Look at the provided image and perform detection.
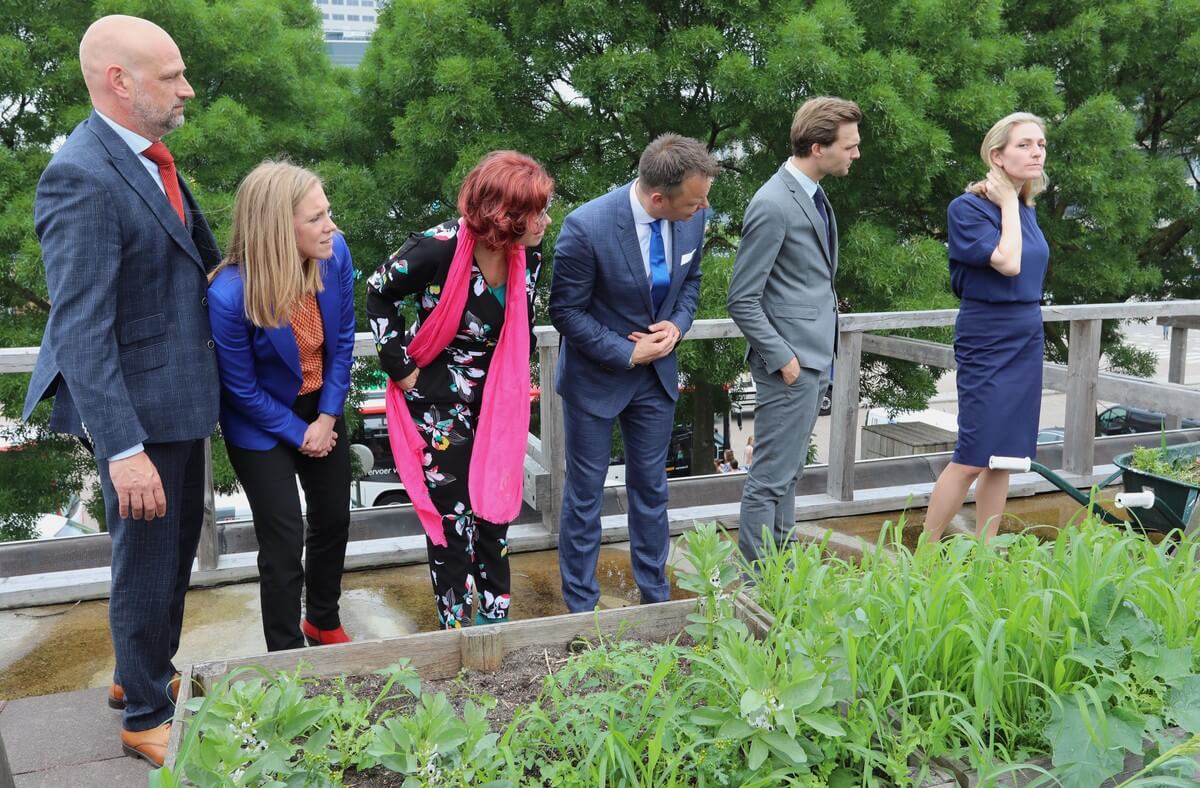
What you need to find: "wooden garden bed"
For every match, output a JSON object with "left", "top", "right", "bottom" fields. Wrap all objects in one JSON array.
[{"left": 165, "top": 597, "right": 765, "bottom": 769}]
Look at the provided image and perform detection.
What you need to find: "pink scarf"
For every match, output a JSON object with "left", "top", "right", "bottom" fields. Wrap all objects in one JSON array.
[{"left": 385, "top": 220, "right": 531, "bottom": 546}]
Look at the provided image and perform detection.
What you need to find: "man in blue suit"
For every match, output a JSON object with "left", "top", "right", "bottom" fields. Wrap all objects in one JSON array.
[
  {"left": 550, "top": 134, "right": 716, "bottom": 612},
  {"left": 22, "top": 16, "right": 220, "bottom": 766}
]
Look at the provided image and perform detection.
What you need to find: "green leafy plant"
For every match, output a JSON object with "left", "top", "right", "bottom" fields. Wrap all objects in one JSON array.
[
  {"left": 1130, "top": 436, "right": 1200, "bottom": 486},
  {"left": 674, "top": 524, "right": 743, "bottom": 646},
  {"left": 750, "top": 515, "right": 1200, "bottom": 783},
  {"left": 153, "top": 660, "right": 423, "bottom": 787}
]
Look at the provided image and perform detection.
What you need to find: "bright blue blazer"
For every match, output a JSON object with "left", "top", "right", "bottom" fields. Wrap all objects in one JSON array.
[{"left": 207, "top": 233, "right": 356, "bottom": 451}]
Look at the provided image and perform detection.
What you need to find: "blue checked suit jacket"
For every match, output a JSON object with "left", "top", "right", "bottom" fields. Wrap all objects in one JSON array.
[
  {"left": 549, "top": 181, "right": 706, "bottom": 419},
  {"left": 23, "top": 111, "right": 222, "bottom": 457}
]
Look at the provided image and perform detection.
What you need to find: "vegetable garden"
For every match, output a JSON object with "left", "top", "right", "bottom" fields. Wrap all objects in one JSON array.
[{"left": 156, "top": 510, "right": 1200, "bottom": 787}]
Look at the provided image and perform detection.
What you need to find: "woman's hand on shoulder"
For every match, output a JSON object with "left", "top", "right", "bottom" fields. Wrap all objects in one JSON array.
[{"left": 983, "top": 168, "right": 1019, "bottom": 208}]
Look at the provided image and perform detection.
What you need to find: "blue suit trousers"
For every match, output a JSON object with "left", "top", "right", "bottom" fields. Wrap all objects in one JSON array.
[
  {"left": 558, "top": 368, "right": 674, "bottom": 612},
  {"left": 100, "top": 440, "right": 205, "bottom": 731}
]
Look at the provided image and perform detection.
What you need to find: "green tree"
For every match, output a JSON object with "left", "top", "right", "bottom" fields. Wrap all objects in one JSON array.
[
  {"left": 357, "top": 0, "right": 1197, "bottom": 447},
  {"left": 0, "top": 0, "right": 96, "bottom": 539},
  {"left": 1008, "top": 0, "right": 1200, "bottom": 367},
  {"left": 0, "top": 0, "right": 358, "bottom": 538}
]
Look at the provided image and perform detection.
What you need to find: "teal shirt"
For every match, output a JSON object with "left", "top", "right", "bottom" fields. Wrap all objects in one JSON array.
[{"left": 489, "top": 283, "right": 506, "bottom": 307}]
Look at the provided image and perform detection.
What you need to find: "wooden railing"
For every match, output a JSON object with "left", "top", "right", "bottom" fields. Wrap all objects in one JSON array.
[{"left": 2, "top": 300, "right": 1199, "bottom": 572}]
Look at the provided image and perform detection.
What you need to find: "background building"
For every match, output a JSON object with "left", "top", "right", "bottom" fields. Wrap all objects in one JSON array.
[{"left": 315, "top": 0, "right": 379, "bottom": 66}]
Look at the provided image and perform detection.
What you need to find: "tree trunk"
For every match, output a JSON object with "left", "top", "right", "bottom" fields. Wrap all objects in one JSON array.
[{"left": 690, "top": 381, "right": 718, "bottom": 476}]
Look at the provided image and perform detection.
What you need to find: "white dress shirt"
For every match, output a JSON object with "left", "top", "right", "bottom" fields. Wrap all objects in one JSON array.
[
  {"left": 784, "top": 158, "right": 820, "bottom": 200},
  {"left": 95, "top": 111, "right": 167, "bottom": 196}
]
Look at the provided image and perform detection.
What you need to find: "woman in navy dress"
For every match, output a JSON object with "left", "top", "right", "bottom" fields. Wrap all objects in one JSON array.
[{"left": 923, "top": 113, "right": 1050, "bottom": 541}]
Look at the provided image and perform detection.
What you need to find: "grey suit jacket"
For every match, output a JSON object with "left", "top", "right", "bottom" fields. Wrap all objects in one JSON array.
[
  {"left": 23, "top": 112, "right": 222, "bottom": 458},
  {"left": 727, "top": 165, "right": 838, "bottom": 374}
]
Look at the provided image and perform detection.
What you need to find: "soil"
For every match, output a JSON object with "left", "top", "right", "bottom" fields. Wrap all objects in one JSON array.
[{"left": 895, "top": 521, "right": 1060, "bottom": 552}]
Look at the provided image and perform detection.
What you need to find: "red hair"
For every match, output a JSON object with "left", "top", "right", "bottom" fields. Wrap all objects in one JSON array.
[{"left": 457, "top": 151, "right": 554, "bottom": 249}]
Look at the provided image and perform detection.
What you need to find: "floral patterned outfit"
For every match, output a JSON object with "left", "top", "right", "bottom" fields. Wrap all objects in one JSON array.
[{"left": 366, "top": 221, "right": 542, "bottom": 628}]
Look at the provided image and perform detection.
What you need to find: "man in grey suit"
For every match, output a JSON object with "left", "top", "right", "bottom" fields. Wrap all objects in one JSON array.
[
  {"left": 727, "top": 97, "right": 862, "bottom": 566},
  {"left": 22, "top": 16, "right": 220, "bottom": 765}
]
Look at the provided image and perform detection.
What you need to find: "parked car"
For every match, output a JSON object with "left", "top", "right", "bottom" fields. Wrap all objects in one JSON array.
[
  {"left": 1095, "top": 405, "right": 1200, "bottom": 436},
  {"left": 1036, "top": 427, "right": 1065, "bottom": 445}
]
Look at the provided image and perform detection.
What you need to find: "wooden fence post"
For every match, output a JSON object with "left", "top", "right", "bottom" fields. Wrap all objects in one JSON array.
[
  {"left": 197, "top": 437, "right": 220, "bottom": 571},
  {"left": 827, "top": 330, "right": 863, "bottom": 501},
  {"left": 1063, "top": 319, "right": 1101, "bottom": 477},
  {"left": 537, "top": 342, "right": 565, "bottom": 536},
  {"left": 1165, "top": 325, "right": 1188, "bottom": 431}
]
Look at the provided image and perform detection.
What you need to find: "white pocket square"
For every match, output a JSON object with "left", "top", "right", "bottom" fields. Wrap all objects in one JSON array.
[{"left": 681, "top": 250, "right": 696, "bottom": 265}]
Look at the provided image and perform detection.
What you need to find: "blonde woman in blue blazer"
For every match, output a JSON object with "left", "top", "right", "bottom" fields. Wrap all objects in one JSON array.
[{"left": 207, "top": 161, "right": 356, "bottom": 651}]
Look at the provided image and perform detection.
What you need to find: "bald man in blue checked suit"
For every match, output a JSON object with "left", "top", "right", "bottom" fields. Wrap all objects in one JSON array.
[
  {"left": 550, "top": 134, "right": 717, "bottom": 613},
  {"left": 22, "top": 16, "right": 221, "bottom": 766}
]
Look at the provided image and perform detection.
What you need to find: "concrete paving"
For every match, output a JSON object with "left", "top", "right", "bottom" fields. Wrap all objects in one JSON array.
[{"left": 0, "top": 689, "right": 147, "bottom": 786}]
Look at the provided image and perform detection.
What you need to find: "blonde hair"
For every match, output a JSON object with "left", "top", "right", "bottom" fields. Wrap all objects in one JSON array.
[
  {"left": 210, "top": 161, "right": 326, "bottom": 327},
  {"left": 967, "top": 112, "right": 1048, "bottom": 206}
]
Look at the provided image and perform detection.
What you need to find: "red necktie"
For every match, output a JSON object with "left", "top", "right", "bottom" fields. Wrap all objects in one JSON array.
[{"left": 141, "top": 141, "right": 186, "bottom": 224}]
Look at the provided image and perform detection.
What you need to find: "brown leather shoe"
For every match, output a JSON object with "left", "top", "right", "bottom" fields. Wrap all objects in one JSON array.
[
  {"left": 121, "top": 722, "right": 171, "bottom": 767},
  {"left": 108, "top": 673, "right": 181, "bottom": 710}
]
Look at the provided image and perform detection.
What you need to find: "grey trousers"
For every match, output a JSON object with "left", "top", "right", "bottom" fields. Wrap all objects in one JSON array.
[{"left": 738, "top": 354, "right": 824, "bottom": 565}]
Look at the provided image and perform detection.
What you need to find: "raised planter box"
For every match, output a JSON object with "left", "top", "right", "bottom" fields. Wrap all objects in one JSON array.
[{"left": 166, "top": 597, "right": 766, "bottom": 769}]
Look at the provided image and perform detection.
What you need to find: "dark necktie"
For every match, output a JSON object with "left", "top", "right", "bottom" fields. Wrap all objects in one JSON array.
[
  {"left": 142, "top": 141, "right": 186, "bottom": 224},
  {"left": 648, "top": 220, "right": 670, "bottom": 313},
  {"left": 813, "top": 185, "right": 833, "bottom": 252}
]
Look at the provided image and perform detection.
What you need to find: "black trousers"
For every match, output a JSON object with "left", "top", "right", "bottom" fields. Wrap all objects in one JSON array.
[{"left": 226, "top": 390, "right": 351, "bottom": 651}]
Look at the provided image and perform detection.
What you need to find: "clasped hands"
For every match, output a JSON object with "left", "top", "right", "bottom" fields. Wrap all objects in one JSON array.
[
  {"left": 628, "top": 320, "right": 681, "bottom": 365},
  {"left": 300, "top": 413, "right": 338, "bottom": 458}
]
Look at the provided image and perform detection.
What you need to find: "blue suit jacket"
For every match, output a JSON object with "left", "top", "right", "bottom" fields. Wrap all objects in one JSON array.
[
  {"left": 207, "top": 234, "right": 356, "bottom": 451},
  {"left": 550, "top": 181, "right": 706, "bottom": 418},
  {"left": 23, "top": 112, "right": 222, "bottom": 458}
]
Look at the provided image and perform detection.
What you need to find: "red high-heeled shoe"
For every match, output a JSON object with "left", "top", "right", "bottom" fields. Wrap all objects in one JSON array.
[{"left": 301, "top": 619, "right": 352, "bottom": 646}]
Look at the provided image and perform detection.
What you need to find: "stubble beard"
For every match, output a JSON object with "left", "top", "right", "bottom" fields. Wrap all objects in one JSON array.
[{"left": 131, "top": 91, "right": 185, "bottom": 140}]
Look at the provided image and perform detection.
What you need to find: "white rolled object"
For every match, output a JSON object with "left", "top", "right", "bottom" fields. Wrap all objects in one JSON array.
[
  {"left": 988, "top": 456, "right": 1032, "bottom": 472},
  {"left": 1114, "top": 491, "right": 1156, "bottom": 510}
]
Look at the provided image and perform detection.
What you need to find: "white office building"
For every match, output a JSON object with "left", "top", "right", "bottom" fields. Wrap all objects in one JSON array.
[{"left": 315, "top": 0, "right": 380, "bottom": 66}]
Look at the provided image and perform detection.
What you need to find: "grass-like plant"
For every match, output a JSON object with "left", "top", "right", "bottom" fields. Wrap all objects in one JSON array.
[
  {"left": 154, "top": 515, "right": 1200, "bottom": 786},
  {"left": 750, "top": 514, "right": 1200, "bottom": 783}
]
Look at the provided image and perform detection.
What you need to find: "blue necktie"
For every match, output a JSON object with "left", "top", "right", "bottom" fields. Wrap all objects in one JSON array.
[
  {"left": 813, "top": 185, "right": 833, "bottom": 252},
  {"left": 648, "top": 220, "right": 670, "bottom": 314}
]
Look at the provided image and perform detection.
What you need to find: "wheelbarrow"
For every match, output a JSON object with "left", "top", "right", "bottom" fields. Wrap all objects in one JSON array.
[{"left": 989, "top": 442, "right": 1200, "bottom": 537}]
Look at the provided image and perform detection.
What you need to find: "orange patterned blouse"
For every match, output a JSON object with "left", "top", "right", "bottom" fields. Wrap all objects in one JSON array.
[{"left": 291, "top": 292, "right": 324, "bottom": 394}]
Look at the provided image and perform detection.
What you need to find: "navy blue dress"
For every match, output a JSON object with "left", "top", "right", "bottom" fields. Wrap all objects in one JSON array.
[{"left": 947, "top": 192, "right": 1049, "bottom": 467}]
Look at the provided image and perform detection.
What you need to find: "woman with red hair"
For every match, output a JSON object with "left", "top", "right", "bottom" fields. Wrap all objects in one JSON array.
[{"left": 366, "top": 151, "right": 553, "bottom": 628}]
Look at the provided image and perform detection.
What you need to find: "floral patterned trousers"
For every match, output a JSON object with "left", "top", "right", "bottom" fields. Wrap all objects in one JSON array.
[
  {"left": 426, "top": 516, "right": 511, "bottom": 628},
  {"left": 408, "top": 398, "right": 512, "bottom": 628}
]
